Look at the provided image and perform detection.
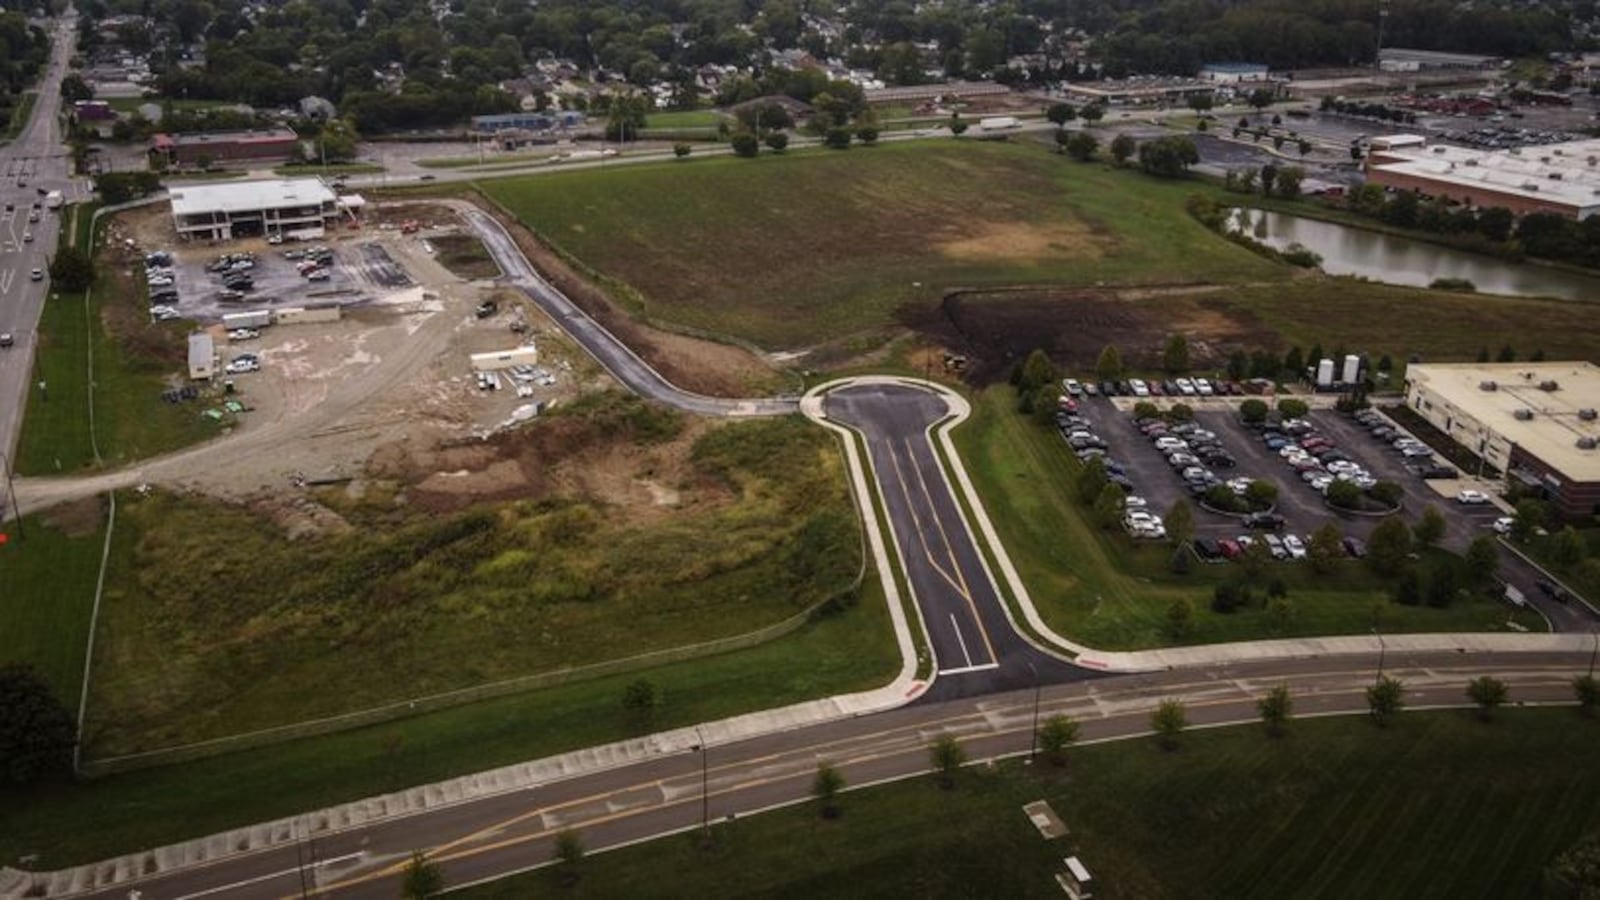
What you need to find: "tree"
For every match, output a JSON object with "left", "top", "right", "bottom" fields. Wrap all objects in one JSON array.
[
  {"left": 622, "top": 678, "right": 658, "bottom": 724},
  {"left": 1276, "top": 398, "right": 1309, "bottom": 419},
  {"left": 930, "top": 734, "right": 966, "bottom": 789},
  {"left": 1496, "top": 343, "right": 1516, "bottom": 363},
  {"left": 1370, "top": 481, "right": 1404, "bottom": 509},
  {"left": 0, "top": 664, "right": 75, "bottom": 786},
  {"left": 1076, "top": 457, "right": 1109, "bottom": 505},
  {"left": 553, "top": 829, "right": 585, "bottom": 885},
  {"left": 1308, "top": 522, "right": 1344, "bottom": 574},
  {"left": 1244, "top": 479, "right": 1278, "bottom": 510},
  {"left": 1093, "top": 482, "right": 1126, "bottom": 530},
  {"left": 1166, "top": 597, "right": 1195, "bottom": 640},
  {"left": 949, "top": 117, "right": 969, "bottom": 136},
  {"left": 1046, "top": 102, "right": 1076, "bottom": 127},
  {"left": 1511, "top": 499, "right": 1548, "bottom": 542},
  {"left": 813, "top": 762, "right": 845, "bottom": 818},
  {"left": 1546, "top": 830, "right": 1600, "bottom": 896},
  {"left": 1164, "top": 497, "right": 1195, "bottom": 547},
  {"left": 1064, "top": 131, "right": 1098, "bottom": 162},
  {"left": 855, "top": 125, "right": 879, "bottom": 144},
  {"left": 48, "top": 246, "right": 96, "bottom": 293},
  {"left": 1258, "top": 684, "right": 1293, "bottom": 737},
  {"left": 730, "top": 132, "right": 760, "bottom": 157},
  {"left": 1095, "top": 344, "right": 1123, "bottom": 381},
  {"left": 1162, "top": 333, "right": 1189, "bottom": 374},
  {"left": 1275, "top": 166, "right": 1304, "bottom": 199},
  {"left": 1367, "top": 516, "right": 1414, "bottom": 577},
  {"left": 1109, "top": 133, "right": 1136, "bottom": 166},
  {"left": 1413, "top": 506, "right": 1447, "bottom": 549},
  {"left": 1465, "top": 536, "right": 1500, "bottom": 587},
  {"left": 1282, "top": 346, "right": 1305, "bottom": 377},
  {"left": 1574, "top": 675, "right": 1600, "bottom": 717},
  {"left": 1053, "top": 128, "right": 1072, "bottom": 153},
  {"left": 1367, "top": 675, "right": 1406, "bottom": 727},
  {"left": 1466, "top": 675, "right": 1508, "bottom": 721},
  {"left": 765, "top": 131, "right": 789, "bottom": 153},
  {"left": 673, "top": 142, "right": 692, "bottom": 159},
  {"left": 1038, "top": 714, "right": 1080, "bottom": 767},
  {"left": 1168, "top": 403, "right": 1194, "bottom": 422},
  {"left": 1080, "top": 104, "right": 1105, "bottom": 124},
  {"left": 1259, "top": 164, "right": 1277, "bottom": 197},
  {"left": 1239, "top": 398, "right": 1269, "bottom": 424},
  {"left": 1248, "top": 88, "right": 1275, "bottom": 111},
  {"left": 1552, "top": 527, "right": 1588, "bottom": 566},
  {"left": 1326, "top": 479, "right": 1362, "bottom": 510},
  {"left": 1187, "top": 93, "right": 1214, "bottom": 114},
  {"left": 1151, "top": 699, "right": 1188, "bottom": 750},
  {"left": 401, "top": 851, "right": 443, "bottom": 899},
  {"left": 824, "top": 127, "right": 852, "bottom": 149},
  {"left": 1137, "top": 136, "right": 1198, "bottom": 178}
]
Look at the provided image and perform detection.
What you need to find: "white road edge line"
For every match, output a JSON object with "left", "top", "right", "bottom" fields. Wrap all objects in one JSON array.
[
  {"left": 938, "top": 663, "right": 1001, "bottom": 676},
  {"left": 949, "top": 613, "right": 974, "bottom": 670},
  {"left": 172, "top": 852, "right": 363, "bottom": 899}
]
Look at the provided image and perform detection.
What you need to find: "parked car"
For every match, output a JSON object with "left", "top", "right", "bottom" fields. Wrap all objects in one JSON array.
[
  {"left": 1456, "top": 489, "right": 1491, "bottom": 505},
  {"left": 227, "top": 328, "right": 260, "bottom": 341},
  {"left": 1245, "top": 512, "right": 1286, "bottom": 531},
  {"left": 1283, "top": 535, "right": 1308, "bottom": 559},
  {"left": 0, "top": 332, "right": 13, "bottom": 348},
  {"left": 1492, "top": 517, "right": 1514, "bottom": 535},
  {"left": 1342, "top": 536, "right": 1367, "bottom": 558}
]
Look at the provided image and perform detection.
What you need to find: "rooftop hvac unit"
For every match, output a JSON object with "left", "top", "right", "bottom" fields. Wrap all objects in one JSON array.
[
  {"left": 1514, "top": 409, "right": 1535, "bottom": 421},
  {"left": 1540, "top": 156, "right": 1551, "bottom": 164},
  {"left": 1522, "top": 183, "right": 1541, "bottom": 192},
  {"left": 1433, "top": 146, "right": 1447, "bottom": 153},
  {"left": 1479, "top": 380, "right": 1499, "bottom": 391},
  {"left": 1539, "top": 380, "right": 1560, "bottom": 391},
  {"left": 1465, "top": 159, "right": 1478, "bottom": 166},
  {"left": 1550, "top": 172, "right": 1564, "bottom": 181},
  {"left": 1579, "top": 437, "right": 1599, "bottom": 450},
  {"left": 1580, "top": 408, "right": 1598, "bottom": 421}
]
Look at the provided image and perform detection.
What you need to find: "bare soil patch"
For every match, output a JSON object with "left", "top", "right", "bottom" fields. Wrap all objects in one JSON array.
[
  {"left": 936, "top": 221, "right": 1110, "bottom": 262},
  {"left": 40, "top": 495, "right": 105, "bottom": 537},
  {"left": 900, "top": 286, "right": 1280, "bottom": 385}
]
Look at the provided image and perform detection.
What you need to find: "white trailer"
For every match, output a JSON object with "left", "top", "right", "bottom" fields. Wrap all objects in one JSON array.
[
  {"left": 470, "top": 345, "right": 540, "bottom": 371},
  {"left": 274, "top": 305, "right": 342, "bottom": 325},
  {"left": 222, "top": 310, "right": 272, "bottom": 330},
  {"left": 979, "top": 115, "right": 1021, "bottom": 131}
]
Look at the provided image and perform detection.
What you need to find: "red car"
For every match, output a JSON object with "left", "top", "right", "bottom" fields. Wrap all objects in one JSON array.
[{"left": 1217, "top": 539, "right": 1243, "bottom": 560}]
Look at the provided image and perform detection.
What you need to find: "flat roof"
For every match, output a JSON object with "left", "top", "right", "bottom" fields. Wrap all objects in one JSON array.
[
  {"left": 1408, "top": 362, "right": 1600, "bottom": 481},
  {"left": 170, "top": 178, "right": 336, "bottom": 218},
  {"left": 157, "top": 127, "right": 299, "bottom": 147},
  {"left": 1369, "top": 137, "right": 1600, "bottom": 214},
  {"left": 187, "top": 332, "right": 213, "bottom": 367}
]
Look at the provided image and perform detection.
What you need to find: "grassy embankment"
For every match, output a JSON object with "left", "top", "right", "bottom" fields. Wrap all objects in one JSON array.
[
  {"left": 81, "top": 404, "right": 867, "bottom": 757},
  {"left": 429, "top": 233, "right": 501, "bottom": 279},
  {"left": 461, "top": 708, "right": 1600, "bottom": 899},
  {"left": 0, "top": 505, "right": 105, "bottom": 704},
  {"left": 7, "top": 568, "right": 896, "bottom": 867},
  {"left": 481, "top": 139, "right": 1288, "bottom": 349},
  {"left": 952, "top": 387, "right": 1544, "bottom": 648},
  {"left": 16, "top": 204, "right": 224, "bottom": 474},
  {"left": 3, "top": 91, "right": 35, "bottom": 141}
]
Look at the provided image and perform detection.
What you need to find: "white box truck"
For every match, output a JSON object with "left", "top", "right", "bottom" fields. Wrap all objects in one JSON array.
[
  {"left": 44, "top": 190, "right": 63, "bottom": 209},
  {"left": 223, "top": 310, "right": 273, "bottom": 330},
  {"left": 979, "top": 116, "right": 1021, "bottom": 131}
]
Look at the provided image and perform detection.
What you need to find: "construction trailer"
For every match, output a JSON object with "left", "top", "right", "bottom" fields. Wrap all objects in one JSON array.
[
  {"left": 469, "top": 345, "right": 539, "bottom": 372},
  {"left": 188, "top": 332, "right": 215, "bottom": 380}
]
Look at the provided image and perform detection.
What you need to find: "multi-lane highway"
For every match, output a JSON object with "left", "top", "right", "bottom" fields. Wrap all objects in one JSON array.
[{"left": 0, "top": 13, "right": 80, "bottom": 467}]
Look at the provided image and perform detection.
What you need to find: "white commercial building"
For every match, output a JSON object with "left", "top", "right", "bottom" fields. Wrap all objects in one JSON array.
[
  {"left": 1366, "top": 137, "right": 1600, "bottom": 219},
  {"left": 169, "top": 178, "right": 339, "bottom": 241}
]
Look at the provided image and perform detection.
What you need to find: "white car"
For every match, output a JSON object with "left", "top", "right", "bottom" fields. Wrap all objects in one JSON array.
[
  {"left": 1154, "top": 437, "right": 1188, "bottom": 452},
  {"left": 1124, "top": 495, "right": 1149, "bottom": 510},
  {"left": 1194, "top": 378, "right": 1215, "bottom": 396},
  {"left": 224, "top": 357, "right": 260, "bottom": 374},
  {"left": 1456, "top": 489, "right": 1490, "bottom": 505},
  {"left": 1061, "top": 378, "right": 1083, "bottom": 397},
  {"left": 227, "top": 328, "right": 260, "bottom": 341},
  {"left": 1283, "top": 535, "right": 1308, "bottom": 559},
  {"left": 30, "top": 267, "right": 42, "bottom": 281},
  {"left": 1128, "top": 379, "right": 1150, "bottom": 397},
  {"left": 1492, "top": 517, "right": 1514, "bottom": 534}
]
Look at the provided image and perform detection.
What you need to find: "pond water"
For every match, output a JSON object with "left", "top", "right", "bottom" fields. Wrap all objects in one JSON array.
[{"left": 1224, "top": 208, "right": 1600, "bottom": 301}]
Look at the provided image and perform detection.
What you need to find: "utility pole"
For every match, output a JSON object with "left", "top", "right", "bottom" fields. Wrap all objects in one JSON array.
[
  {"left": 1026, "top": 661, "right": 1041, "bottom": 765},
  {"left": 0, "top": 451, "right": 21, "bottom": 534}
]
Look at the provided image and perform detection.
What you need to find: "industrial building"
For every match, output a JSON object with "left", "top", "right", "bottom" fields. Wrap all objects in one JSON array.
[
  {"left": 1061, "top": 78, "right": 1217, "bottom": 106},
  {"left": 150, "top": 127, "right": 302, "bottom": 168},
  {"left": 470, "top": 111, "right": 586, "bottom": 133},
  {"left": 168, "top": 178, "right": 340, "bottom": 241},
  {"left": 1404, "top": 362, "right": 1600, "bottom": 519},
  {"left": 1365, "top": 137, "right": 1600, "bottom": 219},
  {"left": 1378, "top": 48, "right": 1501, "bottom": 72},
  {"left": 1199, "top": 62, "right": 1269, "bottom": 83}
]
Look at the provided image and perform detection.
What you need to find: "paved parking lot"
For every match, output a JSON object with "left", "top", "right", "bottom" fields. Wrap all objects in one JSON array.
[{"left": 161, "top": 241, "right": 419, "bottom": 322}]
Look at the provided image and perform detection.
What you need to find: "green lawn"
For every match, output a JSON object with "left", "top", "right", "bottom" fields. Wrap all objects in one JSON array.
[
  {"left": 4, "top": 91, "right": 35, "bottom": 141},
  {"left": 0, "top": 506, "right": 105, "bottom": 705},
  {"left": 15, "top": 205, "right": 224, "bottom": 474},
  {"left": 645, "top": 108, "right": 723, "bottom": 128},
  {"left": 460, "top": 708, "right": 1600, "bottom": 899},
  {"left": 6, "top": 570, "right": 898, "bottom": 867},
  {"left": 480, "top": 140, "right": 1286, "bottom": 349},
  {"left": 951, "top": 386, "right": 1542, "bottom": 649},
  {"left": 81, "top": 410, "right": 864, "bottom": 757}
]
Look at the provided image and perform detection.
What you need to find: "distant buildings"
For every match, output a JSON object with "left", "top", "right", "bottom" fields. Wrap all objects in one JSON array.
[
  {"left": 150, "top": 128, "right": 302, "bottom": 169},
  {"left": 1061, "top": 78, "right": 1215, "bottom": 106},
  {"left": 470, "top": 111, "right": 586, "bottom": 133},
  {"left": 1365, "top": 136, "right": 1600, "bottom": 219},
  {"left": 1379, "top": 48, "right": 1501, "bottom": 72},
  {"left": 1199, "top": 63, "right": 1269, "bottom": 83}
]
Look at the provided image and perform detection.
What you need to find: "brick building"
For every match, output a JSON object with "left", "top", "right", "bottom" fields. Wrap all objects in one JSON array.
[
  {"left": 150, "top": 128, "right": 302, "bottom": 168},
  {"left": 1365, "top": 137, "right": 1600, "bottom": 219}
]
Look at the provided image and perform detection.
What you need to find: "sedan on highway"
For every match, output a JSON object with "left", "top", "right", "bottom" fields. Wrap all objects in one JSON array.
[
  {"left": 0, "top": 332, "right": 13, "bottom": 348},
  {"left": 29, "top": 267, "right": 42, "bottom": 281}
]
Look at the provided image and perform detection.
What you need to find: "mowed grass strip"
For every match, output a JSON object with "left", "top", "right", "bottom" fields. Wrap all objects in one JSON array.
[
  {"left": 951, "top": 386, "right": 1539, "bottom": 649},
  {"left": 0, "top": 503, "right": 105, "bottom": 704},
  {"left": 481, "top": 140, "right": 1284, "bottom": 349},
  {"left": 4, "top": 574, "right": 898, "bottom": 867},
  {"left": 458, "top": 709, "right": 1600, "bottom": 900}
]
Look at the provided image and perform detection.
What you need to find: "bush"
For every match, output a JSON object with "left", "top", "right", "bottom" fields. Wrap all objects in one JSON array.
[
  {"left": 1133, "top": 401, "right": 1160, "bottom": 420},
  {"left": 824, "top": 127, "right": 852, "bottom": 149},
  {"left": 1276, "top": 398, "right": 1310, "bottom": 419},
  {"left": 730, "top": 132, "right": 760, "bottom": 157},
  {"left": 673, "top": 142, "right": 692, "bottom": 158},
  {"left": 1240, "top": 399, "right": 1269, "bottom": 424}
]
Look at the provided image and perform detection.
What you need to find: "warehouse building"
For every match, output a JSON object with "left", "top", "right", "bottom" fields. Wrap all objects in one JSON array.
[
  {"left": 1365, "top": 137, "right": 1600, "bottom": 219},
  {"left": 470, "top": 111, "right": 586, "bottom": 133},
  {"left": 1378, "top": 48, "right": 1500, "bottom": 72},
  {"left": 1405, "top": 362, "right": 1600, "bottom": 519},
  {"left": 168, "top": 178, "right": 339, "bottom": 241},
  {"left": 150, "top": 127, "right": 302, "bottom": 168}
]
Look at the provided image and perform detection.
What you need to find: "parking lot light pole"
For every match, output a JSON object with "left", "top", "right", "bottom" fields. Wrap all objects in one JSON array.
[
  {"left": 1373, "top": 625, "right": 1386, "bottom": 685},
  {"left": 1026, "top": 661, "right": 1041, "bottom": 765}
]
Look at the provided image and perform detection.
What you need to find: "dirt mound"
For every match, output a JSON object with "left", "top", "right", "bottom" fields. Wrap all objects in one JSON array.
[
  {"left": 899, "top": 286, "right": 1279, "bottom": 385},
  {"left": 253, "top": 494, "right": 354, "bottom": 541}
]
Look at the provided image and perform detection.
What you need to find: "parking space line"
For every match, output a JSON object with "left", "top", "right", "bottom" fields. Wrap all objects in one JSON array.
[
  {"left": 947, "top": 613, "right": 974, "bottom": 669},
  {"left": 902, "top": 437, "right": 998, "bottom": 665}
]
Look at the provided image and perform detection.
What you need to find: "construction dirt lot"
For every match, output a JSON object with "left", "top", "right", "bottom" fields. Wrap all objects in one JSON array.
[{"left": 78, "top": 201, "right": 618, "bottom": 509}]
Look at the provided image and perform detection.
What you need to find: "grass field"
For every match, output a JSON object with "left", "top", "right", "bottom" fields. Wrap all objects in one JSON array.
[
  {"left": 951, "top": 387, "right": 1542, "bottom": 649},
  {"left": 430, "top": 233, "right": 501, "bottom": 279},
  {"left": 6, "top": 567, "right": 898, "bottom": 867},
  {"left": 15, "top": 205, "right": 224, "bottom": 474},
  {"left": 481, "top": 140, "right": 1285, "bottom": 349},
  {"left": 0, "top": 504, "right": 105, "bottom": 705},
  {"left": 645, "top": 108, "right": 722, "bottom": 128},
  {"left": 3, "top": 91, "right": 35, "bottom": 141},
  {"left": 81, "top": 409, "right": 864, "bottom": 756},
  {"left": 459, "top": 708, "right": 1600, "bottom": 899}
]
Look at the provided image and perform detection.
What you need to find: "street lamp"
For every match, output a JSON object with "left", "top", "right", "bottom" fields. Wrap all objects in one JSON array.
[
  {"left": 1372, "top": 625, "right": 1386, "bottom": 685},
  {"left": 1026, "top": 661, "right": 1041, "bottom": 765},
  {"left": 692, "top": 725, "right": 709, "bottom": 835},
  {"left": 0, "top": 450, "right": 22, "bottom": 540},
  {"left": 1588, "top": 628, "right": 1598, "bottom": 681}
]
